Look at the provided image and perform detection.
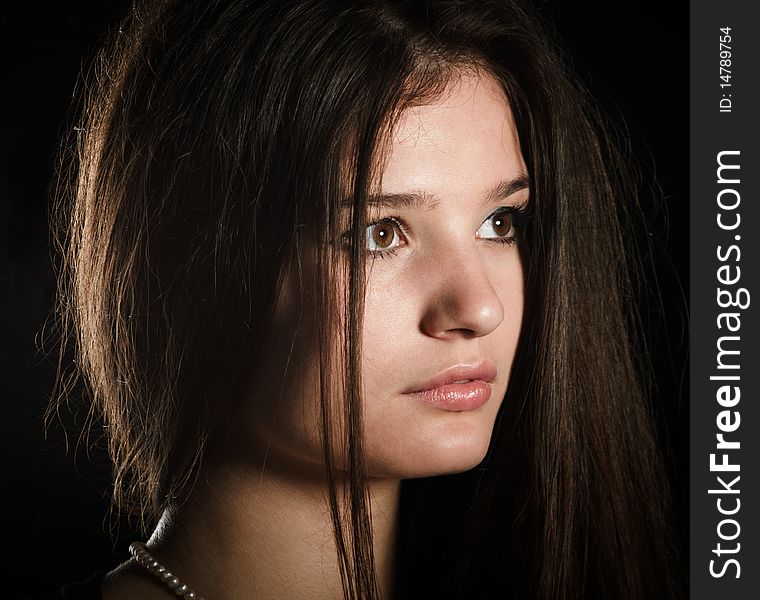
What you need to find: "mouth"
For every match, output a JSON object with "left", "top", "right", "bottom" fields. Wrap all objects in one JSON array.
[{"left": 404, "top": 361, "right": 497, "bottom": 412}]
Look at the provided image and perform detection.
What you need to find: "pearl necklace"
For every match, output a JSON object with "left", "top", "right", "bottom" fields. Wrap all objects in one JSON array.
[{"left": 129, "top": 542, "right": 205, "bottom": 600}]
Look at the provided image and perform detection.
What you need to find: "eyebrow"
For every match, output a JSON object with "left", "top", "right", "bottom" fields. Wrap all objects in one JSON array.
[{"left": 342, "top": 174, "right": 530, "bottom": 210}]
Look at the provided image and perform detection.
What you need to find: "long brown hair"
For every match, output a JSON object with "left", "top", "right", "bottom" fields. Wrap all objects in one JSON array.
[{"left": 49, "top": 0, "right": 683, "bottom": 598}]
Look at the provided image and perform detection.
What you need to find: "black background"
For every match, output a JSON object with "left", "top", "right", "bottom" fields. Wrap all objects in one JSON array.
[{"left": 1, "top": 2, "right": 688, "bottom": 597}]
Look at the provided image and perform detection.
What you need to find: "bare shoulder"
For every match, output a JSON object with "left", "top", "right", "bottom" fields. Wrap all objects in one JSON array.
[{"left": 100, "top": 560, "right": 169, "bottom": 600}]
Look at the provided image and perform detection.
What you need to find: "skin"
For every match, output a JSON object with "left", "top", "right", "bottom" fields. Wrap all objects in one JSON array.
[{"left": 101, "top": 69, "right": 526, "bottom": 600}]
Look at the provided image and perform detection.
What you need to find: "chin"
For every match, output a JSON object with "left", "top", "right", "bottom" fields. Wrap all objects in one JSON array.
[
  {"left": 422, "top": 430, "right": 493, "bottom": 476},
  {"left": 367, "top": 418, "right": 495, "bottom": 479}
]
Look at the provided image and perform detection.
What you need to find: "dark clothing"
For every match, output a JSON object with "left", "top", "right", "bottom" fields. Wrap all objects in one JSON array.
[{"left": 39, "top": 573, "right": 104, "bottom": 600}]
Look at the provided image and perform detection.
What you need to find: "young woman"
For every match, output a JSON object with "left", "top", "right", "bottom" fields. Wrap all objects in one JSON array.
[{"left": 48, "top": 0, "right": 684, "bottom": 598}]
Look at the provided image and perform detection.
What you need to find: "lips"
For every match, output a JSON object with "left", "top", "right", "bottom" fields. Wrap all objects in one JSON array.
[{"left": 404, "top": 361, "right": 497, "bottom": 412}]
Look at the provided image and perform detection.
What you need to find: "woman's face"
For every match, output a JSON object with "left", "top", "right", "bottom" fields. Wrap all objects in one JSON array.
[{"left": 240, "top": 70, "right": 526, "bottom": 479}]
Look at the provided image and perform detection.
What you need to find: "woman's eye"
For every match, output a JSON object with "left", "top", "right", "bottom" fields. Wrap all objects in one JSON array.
[
  {"left": 476, "top": 208, "right": 517, "bottom": 243},
  {"left": 366, "top": 218, "right": 403, "bottom": 253}
]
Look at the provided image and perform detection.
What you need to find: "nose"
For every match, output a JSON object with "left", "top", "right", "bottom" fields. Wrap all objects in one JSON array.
[{"left": 419, "top": 246, "right": 505, "bottom": 339}]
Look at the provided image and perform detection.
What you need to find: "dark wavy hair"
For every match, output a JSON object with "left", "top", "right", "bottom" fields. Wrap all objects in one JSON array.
[{"left": 48, "top": 0, "right": 683, "bottom": 598}]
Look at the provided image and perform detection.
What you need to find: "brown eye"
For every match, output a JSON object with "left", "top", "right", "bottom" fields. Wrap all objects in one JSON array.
[
  {"left": 477, "top": 208, "right": 516, "bottom": 241},
  {"left": 366, "top": 219, "right": 401, "bottom": 252}
]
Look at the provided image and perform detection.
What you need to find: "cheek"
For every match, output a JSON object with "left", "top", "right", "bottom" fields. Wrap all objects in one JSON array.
[
  {"left": 489, "top": 259, "right": 525, "bottom": 386},
  {"left": 233, "top": 257, "right": 332, "bottom": 469},
  {"left": 237, "top": 326, "right": 321, "bottom": 465},
  {"left": 493, "top": 256, "right": 525, "bottom": 336},
  {"left": 360, "top": 267, "right": 417, "bottom": 379}
]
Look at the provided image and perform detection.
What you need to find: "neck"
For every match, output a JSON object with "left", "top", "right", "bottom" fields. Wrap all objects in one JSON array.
[{"left": 145, "top": 459, "right": 401, "bottom": 600}]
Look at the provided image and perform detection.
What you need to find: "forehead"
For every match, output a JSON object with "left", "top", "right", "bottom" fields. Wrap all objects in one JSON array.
[{"left": 378, "top": 71, "right": 525, "bottom": 196}]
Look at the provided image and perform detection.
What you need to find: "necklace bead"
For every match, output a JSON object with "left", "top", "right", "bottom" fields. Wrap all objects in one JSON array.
[{"left": 130, "top": 542, "right": 205, "bottom": 600}]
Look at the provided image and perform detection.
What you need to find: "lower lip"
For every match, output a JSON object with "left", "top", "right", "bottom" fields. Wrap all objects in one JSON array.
[{"left": 408, "top": 380, "right": 492, "bottom": 412}]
